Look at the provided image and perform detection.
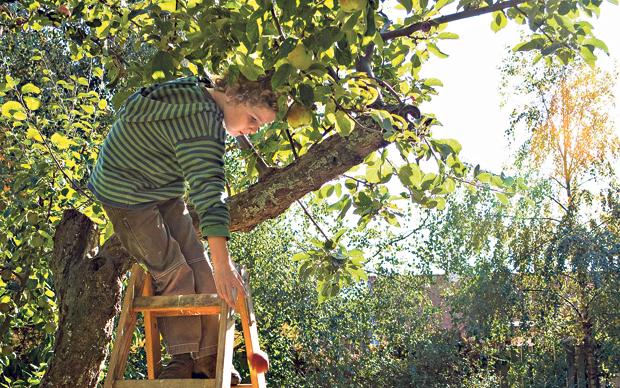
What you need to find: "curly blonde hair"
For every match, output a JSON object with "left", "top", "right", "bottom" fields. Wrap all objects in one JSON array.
[{"left": 212, "top": 73, "right": 279, "bottom": 112}]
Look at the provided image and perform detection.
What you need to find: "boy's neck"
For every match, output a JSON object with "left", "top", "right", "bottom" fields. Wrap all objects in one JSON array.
[{"left": 205, "top": 88, "right": 228, "bottom": 112}]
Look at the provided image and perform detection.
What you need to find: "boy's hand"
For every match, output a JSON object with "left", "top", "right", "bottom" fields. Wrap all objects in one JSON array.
[
  {"left": 207, "top": 235, "right": 247, "bottom": 309},
  {"left": 213, "top": 264, "right": 247, "bottom": 309}
]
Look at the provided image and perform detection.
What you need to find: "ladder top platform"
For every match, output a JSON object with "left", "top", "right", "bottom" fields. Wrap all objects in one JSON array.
[
  {"left": 133, "top": 293, "right": 221, "bottom": 316},
  {"left": 114, "top": 380, "right": 253, "bottom": 388}
]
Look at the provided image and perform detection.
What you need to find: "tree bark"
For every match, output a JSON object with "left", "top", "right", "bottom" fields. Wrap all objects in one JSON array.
[
  {"left": 42, "top": 124, "right": 389, "bottom": 386},
  {"left": 42, "top": 210, "right": 133, "bottom": 387},
  {"left": 583, "top": 313, "right": 600, "bottom": 388},
  {"left": 227, "top": 123, "right": 387, "bottom": 232}
]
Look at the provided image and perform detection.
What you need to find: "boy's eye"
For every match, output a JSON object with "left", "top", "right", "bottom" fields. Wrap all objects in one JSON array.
[{"left": 251, "top": 116, "right": 258, "bottom": 124}]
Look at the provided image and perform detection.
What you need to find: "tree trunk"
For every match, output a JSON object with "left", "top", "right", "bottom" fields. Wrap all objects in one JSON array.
[
  {"left": 577, "top": 343, "right": 587, "bottom": 388},
  {"left": 42, "top": 124, "right": 390, "bottom": 386},
  {"left": 564, "top": 338, "right": 575, "bottom": 388},
  {"left": 582, "top": 314, "right": 600, "bottom": 388},
  {"left": 41, "top": 210, "right": 133, "bottom": 387}
]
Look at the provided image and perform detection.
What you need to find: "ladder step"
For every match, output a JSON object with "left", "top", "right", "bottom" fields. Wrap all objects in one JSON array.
[
  {"left": 133, "top": 294, "right": 221, "bottom": 316},
  {"left": 113, "top": 380, "right": 252, "bottom": 388}
]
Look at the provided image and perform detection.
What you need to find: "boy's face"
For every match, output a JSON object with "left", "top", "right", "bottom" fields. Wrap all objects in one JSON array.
[{"left": 222, "top": 101, "right": 276, "bottom": 137}]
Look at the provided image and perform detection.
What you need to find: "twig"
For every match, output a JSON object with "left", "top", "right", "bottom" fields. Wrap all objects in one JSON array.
[
  {"left": 297, "top": 199, "right": 331, "bottom": 242},
  {"left": 284, "top": 127, "right": 299, "bottom": 160},
  {"left": 270, "top": 3, "right": 286, "bottom": 40},
  {"left": 343, "top": 174, "right": 371, "bottom": 187},
  {"left": 46, "top": 169, "right": 57, "bottom": 222},
  {"left": 370, "top": 214, "right": 430, "bottom": 258},
  {"left": 381, "top": 0, "right": 529, "bottom": 41}
]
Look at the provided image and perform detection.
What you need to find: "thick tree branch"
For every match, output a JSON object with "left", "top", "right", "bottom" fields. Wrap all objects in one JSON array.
[
  {"left": 226, "top": 122, "right": 387, "bottom": 232},
  {"left": 381, "top": 0, "right": 529, "bottom": 41}
]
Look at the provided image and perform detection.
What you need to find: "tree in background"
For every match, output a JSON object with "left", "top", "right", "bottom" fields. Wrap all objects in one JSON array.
[{"left": 503, "top": 55, "right": 619, "bottom": 387}]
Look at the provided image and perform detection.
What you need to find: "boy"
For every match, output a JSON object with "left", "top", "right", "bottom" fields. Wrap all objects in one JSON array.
[{"left": 88, "top": 74, "right": 278, "bottom": 381}]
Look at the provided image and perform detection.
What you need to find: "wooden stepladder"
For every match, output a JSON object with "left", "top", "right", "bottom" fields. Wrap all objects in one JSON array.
[{"left": 104, "top": 263, "right": 267, "bottom": 388}]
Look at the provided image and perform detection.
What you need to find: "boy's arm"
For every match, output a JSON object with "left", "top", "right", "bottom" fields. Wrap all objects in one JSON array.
[
  {"left": 207, "top": 236, "right": 247, "bottom": 309},
  {"left": 172, "top": 137, "right": 244, "bottom": 308}
]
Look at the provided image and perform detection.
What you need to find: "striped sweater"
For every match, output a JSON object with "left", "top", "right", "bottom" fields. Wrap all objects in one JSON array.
[{"left": 88, "top": 77, "right": 230, "bottom": 238}]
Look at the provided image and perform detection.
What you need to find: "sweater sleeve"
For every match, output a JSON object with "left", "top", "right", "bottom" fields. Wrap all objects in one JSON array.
[{"left": 174, "top": 136, "right": 230, "bottom": 239}]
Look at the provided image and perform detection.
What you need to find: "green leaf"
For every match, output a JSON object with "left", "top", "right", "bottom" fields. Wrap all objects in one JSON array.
[
  {"left": 81, "top": 104, "right": 95, "bottom": 115},
  {"left": 50, "top": 133, "right": 77, "bottom": 150},
  {"left": 398, "top": 0, "right": 413, "bottom": 12},
  {"left": 271, "top": 64, "right": 293, "bottom": 89},
  {"left": 579, "top": 46, "right": 596, "bottom": 67},
  {"left": 558, "top": 2, "right": 573, "bottom": 14},
  {"left": 26, "top": 127, "right": 43, "bottom": 142},
  {"left": 299, "top": 84, "right": 314, "bottom": 106},
  {"left": 423, "top": 78, "right": 443, "bottom": 87},
  {"left": 490, "top": 11, "right": 507, "bottom": 32},
  {"left": 443, "top": 178, "right": 455, "bottom": 193},
  {"left": 5, "top": 74, "right": 17, "bottom": 89},
  {"left": 513, "top": 38, "right": 545, "bottom": 52},
  {"left": 553, "top": 14, "right": 575, "bottom": 33},
  {"left": 13, "top": 111, "right": 27, "bottom": 121},
  {"left": 398, "top": 164, "right": 422, "bottom": 187},
  {"left": 582, "top": 38, "right": 609, "bottom": 54},
  {"left": 477, "top": 172, "right": 492, "bottom": 184},
  {"left": 292, "top": 252, "right": 309, "bottom": 262},
  {"left": 112, "top": 89, "right": 134, "bottom": 110},
  {"left": 427, "top": 43, "right": 448, "bottom": 58},
  {"left": 2, "top": 101, "right": 25, "bottom": 118},
  {"left": 93, "top": 67, "right": 104, "bottom": 78},
  {"left": 495, "top": 192, "right": 510, "bottom": 205},
  {"left": 365, "top": 165, "right": 380, "bottom": 183},
  {"left": 23, "top": 97, "right": 41, "bottom": 111},
  {"left": 338, "top": 196, "right": 352, "bottom": 219},
  {"left": 431, "top": 138, "right": 462, "bottom": 159},
  {"left": 21, "top": 83, "right": 41, "bottom": 94},
  {"left": 151, "top": 51, "right": 177, "bottom": 78},
  {"left": 437, "top": 32, "right": 459, "bottom": 39},
  {"left": 334, "top": 110, "right": 355, "bottom": 137}
]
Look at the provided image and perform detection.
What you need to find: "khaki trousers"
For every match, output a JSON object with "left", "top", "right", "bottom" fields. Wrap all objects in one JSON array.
[{"left": 103, "top": 197, "right": 218, "bottom": 358}]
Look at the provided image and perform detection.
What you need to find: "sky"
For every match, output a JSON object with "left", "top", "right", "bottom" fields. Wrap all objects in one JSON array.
[
  {"left": 415, "top": 2, "right": 620, "bottom": 174},
  {"left": 364, "top": 2, "right": 620, "bottom": 273}
]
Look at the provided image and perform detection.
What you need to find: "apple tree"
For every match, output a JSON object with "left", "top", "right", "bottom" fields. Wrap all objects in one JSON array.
[{"left": 0, "top": 0, "right": 614, "bottom": 385}]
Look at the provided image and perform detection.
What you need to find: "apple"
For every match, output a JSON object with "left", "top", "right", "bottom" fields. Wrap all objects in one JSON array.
[
  {"left": 249, "top": 350, "right": 270, "bottom": 373},
  {"left": 340, "top": 0, "right": 366, "bottom": 13},
  {"left": 287, "top": 103, "right": 313, "bottom": 128},
  {"left": 57, "top": 4, "right": 71, "bottom": 17},
  {"left": 287, "top": 43, "right": 313, "bottom": 71}
]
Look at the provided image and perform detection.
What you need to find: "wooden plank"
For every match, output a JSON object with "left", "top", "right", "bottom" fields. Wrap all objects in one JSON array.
[
  {"left": 144, "top": 307, "right": 221, "bottom": 317},
  {"left": 142, "top": 276, "right": 161, "bottom": 379},
  {"left": 215, "top": 300, "right": 235, "bottom": 388},
  {"left": 237, "top": 268, "right": 266, "bottom": 388},
  {"left": 113, "top": 379, "right": 253, "bottom": 388},
  {"left": 104, "top": 263, "right": 146, "bottom": 388},
  {"left": 133, "top": 294, "right": 220, "bottom": 316}
]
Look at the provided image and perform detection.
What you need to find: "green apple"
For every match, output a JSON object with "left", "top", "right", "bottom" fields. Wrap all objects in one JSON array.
[
  {"left": 287, "top": 43, "right": 313, "bottom": 71},
  {"left": 287, "top": 103, "right": 313, "bottom": 128}
]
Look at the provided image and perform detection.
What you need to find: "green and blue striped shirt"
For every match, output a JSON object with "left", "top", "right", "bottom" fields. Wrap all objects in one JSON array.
[{"left": 88, "top": 76, "right": 230, "bottom": 238}]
